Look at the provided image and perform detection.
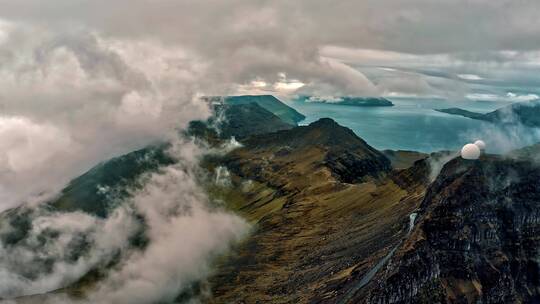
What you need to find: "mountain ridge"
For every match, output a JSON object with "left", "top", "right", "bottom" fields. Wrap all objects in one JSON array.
[
  {"left": 436, "top": 100, "right": 540, "bottom": 127},
  {"left": 202, "top": 95, "right": 306, "bottom": 125}
]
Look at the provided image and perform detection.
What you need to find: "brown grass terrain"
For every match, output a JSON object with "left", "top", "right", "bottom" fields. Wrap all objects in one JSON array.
[{"left": 206, "top": 140, "right": 428, "bottom": 303}]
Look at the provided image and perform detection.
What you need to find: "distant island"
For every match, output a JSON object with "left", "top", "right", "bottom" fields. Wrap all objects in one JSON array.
[
  {"left": 435, "top": 108, "right": 487, "bottom": 120},
  {"left": 436, "top": 100, "right": 540, "bottom": 128},
  {"left": 297, "top": 96, "right": 394, "bottom": 107}
]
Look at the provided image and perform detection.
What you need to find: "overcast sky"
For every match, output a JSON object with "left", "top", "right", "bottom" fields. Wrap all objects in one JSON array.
[{"left": 1, "top": 0, "right": 540, "bottom": 209}]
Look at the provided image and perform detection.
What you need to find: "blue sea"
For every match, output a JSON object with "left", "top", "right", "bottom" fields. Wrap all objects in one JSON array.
[{"left": 288, "top": 98, "right": 540, "bottom": 153}]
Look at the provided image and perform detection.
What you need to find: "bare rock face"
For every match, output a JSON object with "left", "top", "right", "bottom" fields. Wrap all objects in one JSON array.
[{"left": 364, "top": 155, "right": 540, "bottom": 304}]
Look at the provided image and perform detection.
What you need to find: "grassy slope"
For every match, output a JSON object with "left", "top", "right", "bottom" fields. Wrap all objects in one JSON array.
[{"left": 206, "top": 134, "right": 427, "bottom": 303}]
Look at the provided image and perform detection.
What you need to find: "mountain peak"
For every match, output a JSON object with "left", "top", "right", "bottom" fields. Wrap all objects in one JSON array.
[
  {"left": 245, "top": 117, "right": 361, "bottom": 150},
  {"left": 240, "top": 118, "right": 391, "bottom": 182},
  {"left": 309, "top": 117, "right": 339, "bottom": 127}
]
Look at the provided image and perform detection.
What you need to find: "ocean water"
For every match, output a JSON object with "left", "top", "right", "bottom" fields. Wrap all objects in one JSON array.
[{"left": 288, "top": 98, "right": 540, "bottom": 153}]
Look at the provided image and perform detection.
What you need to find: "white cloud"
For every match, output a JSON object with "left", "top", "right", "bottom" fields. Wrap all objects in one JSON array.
[
  {"left": 87, "top": 140, "right": 249, "bottom": 304},
  {"left": 0, "top": 18, "right": 13, "bottom": 45},
  {"left": 466, "top": 92, "right": 539, "bottom": 102},
  {"left": 0, "top": 139, "right": 249, "bottom": 302},
  {"left": 273, "top": 81, "right": 305, "bottom": 91},
  {"left": 306, "top": 96, "right": 344, "bottom": 103},
  {"left": 0, "top": 28, "right": 211, "bottom": 210},
  {"left": 457, "top": 74, "right": 483, "bottom": 81},
  {"left": 506, "top": 92, "right": 539, "bottom": 102},
  {"left": 0, "top": 116, "right": 73, "bottom": 173},
  {"left": 0, "top": 206, "right": 139, "bottom": 298}
]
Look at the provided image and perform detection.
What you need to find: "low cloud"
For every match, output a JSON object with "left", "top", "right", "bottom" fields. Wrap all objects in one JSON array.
[
  {"left": 428, "top": 151, "right": 458, "bottom": 182},
  {"left": 0, "top": 116, "right": 77, "bottom": 210},
  {"left": 0, "top": 205, "right": 139, "bottom": 298},
  {"left": 466, "top": 92, "right": 539, "bottom": 103},
  {"left": 88, "top": 141, "right": 248, "bottom": 304},
  {"left": 0, "top": 139, "right": 249, "bottom": 302},
  {"left": 0, "top": 25, "right": 210, "bottom": 211},
  {"left": 461, "top": 123, "right": 540, "bottom": 154},
  {"left": 457, "top": 74, "right": 483, "bottom": 81}
]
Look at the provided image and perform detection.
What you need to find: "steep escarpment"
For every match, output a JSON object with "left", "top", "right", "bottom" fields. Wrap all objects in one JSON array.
[{"left": 363, "top": 155, "right": 540, "bottom": 304}]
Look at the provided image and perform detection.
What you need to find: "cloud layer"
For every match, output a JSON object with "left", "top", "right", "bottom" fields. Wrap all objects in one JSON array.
[{"left": 0, "top": 139, "right": 248, "bottom": 302}]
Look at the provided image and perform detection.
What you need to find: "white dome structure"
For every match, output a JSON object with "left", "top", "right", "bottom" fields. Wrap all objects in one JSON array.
[
  {"left": 474, "top": 140, "right": 486, "bottom": 150},
  {"left": 461, "top": 143, "right": 481, "bottom": 160}
]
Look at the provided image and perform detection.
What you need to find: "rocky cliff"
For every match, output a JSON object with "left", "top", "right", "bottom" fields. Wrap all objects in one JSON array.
[{"left": 363, "top": 155, "right": 540, "bottom": 303}]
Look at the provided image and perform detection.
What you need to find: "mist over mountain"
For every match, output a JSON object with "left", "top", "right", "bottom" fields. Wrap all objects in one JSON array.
[
  {"left": 202, "top": 95, "right": 306, "bottom": 126},
  {"left": 3, "top": 1, "right": 540, "bottom": 304}
]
